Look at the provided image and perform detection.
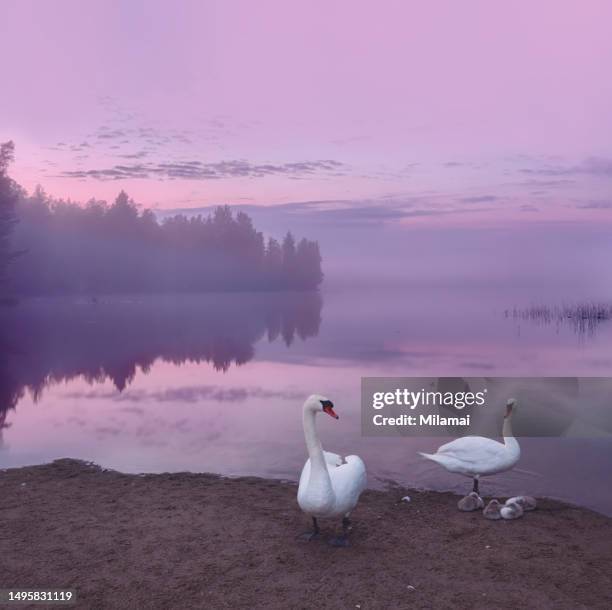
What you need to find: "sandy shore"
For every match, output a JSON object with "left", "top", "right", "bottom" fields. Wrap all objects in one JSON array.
[{"left": 1, "top": 459, "right": 611, "bottom": 609}]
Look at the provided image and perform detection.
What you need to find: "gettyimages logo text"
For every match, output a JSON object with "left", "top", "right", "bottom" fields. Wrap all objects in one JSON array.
[{"left": 361, "top": 377, "right": 612, "bottom": 438}]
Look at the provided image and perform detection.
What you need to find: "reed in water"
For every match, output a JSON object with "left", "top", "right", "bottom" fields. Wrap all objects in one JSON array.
[{"left": 505, "top": 303, "right": 612, "bottom": 336}]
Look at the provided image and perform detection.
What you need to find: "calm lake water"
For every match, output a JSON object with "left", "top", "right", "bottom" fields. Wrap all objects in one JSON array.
[{"left": 2, "top": 289, "right": 612, "bottom": 515}]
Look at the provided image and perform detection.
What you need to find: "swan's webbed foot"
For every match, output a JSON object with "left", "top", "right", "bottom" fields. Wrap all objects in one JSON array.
[
  {"left": 328, "top": 535, "right": 349, "bottom": 547},
  {"left": 299, "top": 517, "right": 320, "bottom": 541},
  {"left": 329, "top": 516, "right": 351, "bottom": 547},
  {"left": 300, "top": 530, "right": 321, "bottom": 541}
]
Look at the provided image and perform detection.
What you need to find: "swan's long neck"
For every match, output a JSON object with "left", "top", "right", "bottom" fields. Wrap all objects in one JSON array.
[
  {"left": 303, "top": 409, "right": 327, "bottom": 469},
  {"left": 502, "top": 413, "right": 520, "bottom": 454},
  {"left": 303, "top": 409, "right": 333, "bottom": 491}
]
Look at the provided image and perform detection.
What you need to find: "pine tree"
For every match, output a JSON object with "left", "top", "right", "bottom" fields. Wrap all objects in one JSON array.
[
  {"left": 0, "top": 141, "right": 19, "bottom": 288},
  {"left": 265, "top": 237, "right": 283, "bottom": 287},
  {"left": 296, "top": 238, "right": 324, "bottom": 289},
  {"left": 281, "top": 231, "right": 297, "bottom": 287}
]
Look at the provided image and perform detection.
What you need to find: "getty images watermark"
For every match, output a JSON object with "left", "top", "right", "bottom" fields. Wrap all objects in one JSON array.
[{"left": 361, "top": 377, "right": 612, "bottom": 437}]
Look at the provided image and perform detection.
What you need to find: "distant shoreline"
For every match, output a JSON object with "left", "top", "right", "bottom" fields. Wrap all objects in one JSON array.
[
  {"left": 1, "top": 287, "right": 323, "bottom": 302},
  {"left": 1, "top": 459, "right": 611, "bottom": 609}
]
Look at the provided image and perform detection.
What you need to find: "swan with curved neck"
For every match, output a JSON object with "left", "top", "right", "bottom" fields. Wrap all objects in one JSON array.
[
  {"left": 419, "top": 398, "right": 520, "bottom": 496},
  {"left": 297, "top": 394, "right": 366, "bottom": 546}
]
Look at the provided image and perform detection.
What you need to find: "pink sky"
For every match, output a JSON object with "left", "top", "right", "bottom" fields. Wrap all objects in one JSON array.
[{"left": 2, "top": 0, "right": 612, "bottom": 223}]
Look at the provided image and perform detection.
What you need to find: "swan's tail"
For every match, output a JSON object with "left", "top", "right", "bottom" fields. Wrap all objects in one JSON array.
[
  {"left": 418, "top": 451, "right": 436, "bottom": 461},
  {"left": 418, "top": 451, "right": 446, "bottom": 466}
]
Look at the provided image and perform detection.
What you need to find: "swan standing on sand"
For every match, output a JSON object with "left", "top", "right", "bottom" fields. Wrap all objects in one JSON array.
[
  {"left": 297, "top": 394, "right": 367, "bottom": 546},
  {"left": 419, "top": 398, "right": 520, "bottom": 496}
]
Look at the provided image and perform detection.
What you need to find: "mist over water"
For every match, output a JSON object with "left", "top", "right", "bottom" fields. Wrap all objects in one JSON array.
[
  {"left": 169, "top": 203, "right": 612, "bottom": 300},
  {"left": 2, "top": 287, "right": 611, "bottom": 515}
]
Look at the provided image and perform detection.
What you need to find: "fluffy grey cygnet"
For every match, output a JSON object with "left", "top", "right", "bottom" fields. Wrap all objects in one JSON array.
[
  {"left": 457, "top": 491, "right": 484, "bottom": 512},
  {"left": 505, "top": 495, "right": 537, "bottom": 511},
  {"left": 500, "top": 500, "right": 524, "bottom": 520},
  {"left": 483, "top": 499, "right": 502, "bottom": 520}
]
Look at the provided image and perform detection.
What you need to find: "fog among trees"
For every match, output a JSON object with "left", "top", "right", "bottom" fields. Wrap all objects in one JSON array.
[
  {"left": 0, "top": 141, "right": 19, "bottom": 289},
  {"left": 0, "top": 142, "right": 323, "bottom": 296}
]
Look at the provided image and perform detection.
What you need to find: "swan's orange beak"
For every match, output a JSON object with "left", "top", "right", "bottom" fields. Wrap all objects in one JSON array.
[{"left": 323, "top": 406, "right": 339, "bottom": 419}]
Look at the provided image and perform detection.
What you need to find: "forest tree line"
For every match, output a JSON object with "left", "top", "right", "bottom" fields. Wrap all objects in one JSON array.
[{"left": 0, "top": 142, "right": 323, "bottom": 295}]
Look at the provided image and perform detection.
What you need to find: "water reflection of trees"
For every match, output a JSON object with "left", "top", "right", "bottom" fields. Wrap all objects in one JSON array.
[{"left": 0, "top": 292, "right": 322, "bottom": 420}]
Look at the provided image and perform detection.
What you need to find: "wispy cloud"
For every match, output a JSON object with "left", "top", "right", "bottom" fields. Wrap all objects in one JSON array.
[
  {"left": 59, "top": 159, "right": 345, "bottom": 181},
  {"left": 512, "top": 178, "right": 576, "bottom": 188},
  {"left": 161, "top": 196, "right": 496, "bottom": 228},
  {"left": 96, "top": 128, "right": 127, "bottom": 140},
  {"left": 459, "top": 195, "right": 498, "bottom": 203},
  {"left": 576, "top": 200, "right": 612, "bottom": 210},
  {"left": 520, "top": 157, "right": 612, "bottom": 178}
]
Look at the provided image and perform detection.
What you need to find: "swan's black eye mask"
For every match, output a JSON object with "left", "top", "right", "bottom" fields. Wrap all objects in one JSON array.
[{"left": 320, "top": 400, "right": 339, "bottom": 419}]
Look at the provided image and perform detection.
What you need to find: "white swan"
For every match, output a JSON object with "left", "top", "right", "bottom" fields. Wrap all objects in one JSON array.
[
  {"left": 297, "top": 394, "right": 367, "bottom": 546},
  {"left": 419, "top": 398, "right": 520, "bottom": 495}
]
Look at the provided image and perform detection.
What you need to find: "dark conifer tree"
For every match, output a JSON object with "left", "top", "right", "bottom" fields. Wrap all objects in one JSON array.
[
  {"left": 296, "top": 238, "right": 324, "bottom": 289},
  {"left": 0, "top": 141, "right": 19, "bottom": 289},
  {"left": 281, "top": 231, "right": 297, "bottom": 287}
]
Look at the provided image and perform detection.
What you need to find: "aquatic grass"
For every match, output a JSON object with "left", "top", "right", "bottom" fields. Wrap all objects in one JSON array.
[{"left": 504, "top": 302, "right": 612, "bottom": 336}]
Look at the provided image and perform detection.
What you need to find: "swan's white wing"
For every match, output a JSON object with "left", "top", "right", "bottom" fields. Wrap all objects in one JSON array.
[
  {"left": 328, "top": 455, "right": 367, "bottom": 515},
  {"left": 298, "top": 451, "right": 342, "bottom": 490},
  {"left": 422, "top": 435, "right": 519, "bottom": 476},
  {"left": 298, "top": 453, "right": 366, "bottom": 517},
  {"left": 323, "top": 451, "right": 343, "bottom": 467},
  {"left": 298, "top": 459, "right": 311, "bottom": 491},
  {"left": 435, "top": 436, "right": 506, "bottom": 464}
]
